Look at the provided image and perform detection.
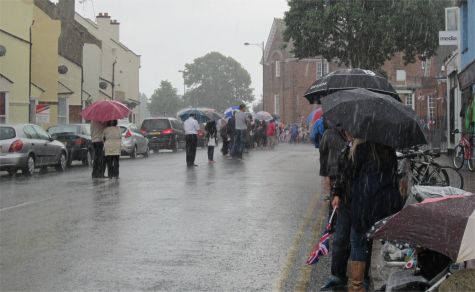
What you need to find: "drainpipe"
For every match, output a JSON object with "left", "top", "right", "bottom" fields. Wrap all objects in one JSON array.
[
  {"left": 112, "top": 59, "right": 117, "bottom": 100},
  {"left": 28, "top": 20, "right": 34, "bottom": 123}
]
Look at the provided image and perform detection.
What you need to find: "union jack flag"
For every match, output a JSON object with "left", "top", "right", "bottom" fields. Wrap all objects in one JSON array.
[{"left": 306, "top": 208, "right": 336, "bottom": 265}]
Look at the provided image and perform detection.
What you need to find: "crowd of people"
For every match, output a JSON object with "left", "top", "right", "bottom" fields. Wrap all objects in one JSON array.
[{"left": 183, "top": 104, "right": 282, "bottom": 166}]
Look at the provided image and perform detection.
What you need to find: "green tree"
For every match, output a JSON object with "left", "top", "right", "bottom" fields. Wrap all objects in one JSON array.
[
  {"left": 148, "top": 81, "right": 183, "bottom": 116},
  {"left": 283, "top": 0, "right": 447, "bottom": 70},
  {"left": 182, "top": 52, "right": 254, "bottom": 111}
]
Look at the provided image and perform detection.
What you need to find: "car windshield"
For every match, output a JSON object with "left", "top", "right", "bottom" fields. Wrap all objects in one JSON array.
[
  {"left": 119, "top": 126, "right": 128, "bottom": 134},
  {"left": 48, "top": 125, "right": 79, "bottom": 135},
  {"left": 0, "top": 127, "right": 16, "bottom": 140},
  {"left": 141, "top": 119, "right": 170, "bottom": 131}
]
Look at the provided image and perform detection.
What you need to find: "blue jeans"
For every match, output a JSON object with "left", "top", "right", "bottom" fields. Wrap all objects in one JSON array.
[
  {"left": 350, "top": 227, "right": 372, "bottom": 262},
  {"left": 232, "top": 130, "right": 246, "bottom": 158},
  {"left": 331, "top": 203, "right": 351, "bottom": 281}
]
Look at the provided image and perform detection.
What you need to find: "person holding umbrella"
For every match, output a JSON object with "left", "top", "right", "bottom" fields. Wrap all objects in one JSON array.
[
  {"left": 103, "top": 120, "right": 121, "bottom": 179},
  {"left": 81, "top": 99, "right": 130, "bottom": 178},
  {"left": 184, "top": 113, "right": 200, "bottom": 167},
  {"left": 331, "top": 138, "right": 403, "bottom": 292},
  {"left": 91, "top": 120, "right": 106, "bottom": 178}
]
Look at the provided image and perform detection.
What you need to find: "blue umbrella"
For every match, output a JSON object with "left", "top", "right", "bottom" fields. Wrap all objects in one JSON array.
[
  {"left": 177, "top": 108, "right": 212, "bottom": 124},
  {"left": 224, "top": 106, "right": 240, "bottom": 119}
]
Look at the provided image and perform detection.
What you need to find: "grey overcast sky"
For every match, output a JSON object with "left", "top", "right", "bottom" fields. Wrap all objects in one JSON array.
[{"left": 75, "top": 0, "right": 289, "bottom": 102}]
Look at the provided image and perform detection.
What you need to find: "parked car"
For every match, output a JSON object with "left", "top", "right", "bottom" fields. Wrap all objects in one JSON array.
[
  {"left": 140, "top": 117, "right": 186, "bottom": 152},
  {"left": 0, "top": 124, "right": 68, "bottom": 176},
  {"left": 119, "top": 122, "right": 149, "bottom": 158},
  {"left": 47, "top": 124, "right": 93, "bottom": 166}
]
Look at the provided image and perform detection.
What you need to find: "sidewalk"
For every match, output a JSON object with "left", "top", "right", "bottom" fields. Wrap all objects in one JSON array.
[{"left": 435, "top": 154, "right": 475, "bottom": 193}]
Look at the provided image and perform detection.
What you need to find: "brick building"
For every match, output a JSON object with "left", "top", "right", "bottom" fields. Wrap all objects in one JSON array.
[
  {"left": 262, "top": 19, "right": 343, "bottom": 125},
  {"left": 263, "top": 18, "right": 453, "bottom": 149}
]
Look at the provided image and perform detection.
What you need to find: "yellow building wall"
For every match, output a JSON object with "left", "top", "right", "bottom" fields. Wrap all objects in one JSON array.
[
  {"left": 31, "top": 4, "right": 61, "bottom": 128},
  {"left": 58, "top": 56, "right": 81, "bottom": 106},
  {"left": 0, "top": 0, "right": 34, "bottom": 123}
]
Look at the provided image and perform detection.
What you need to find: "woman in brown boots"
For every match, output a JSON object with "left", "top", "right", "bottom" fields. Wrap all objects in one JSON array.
[{"left": 331, "top": 137, "right": 403, "bottom": 291}]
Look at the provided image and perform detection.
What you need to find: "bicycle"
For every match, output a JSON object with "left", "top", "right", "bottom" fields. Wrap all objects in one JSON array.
[
  {"left": 398, "top": 149, "right": 464, "bottom": 189},
  {"left": 452, "top": 129, "right": 475, "bottom": 172}
]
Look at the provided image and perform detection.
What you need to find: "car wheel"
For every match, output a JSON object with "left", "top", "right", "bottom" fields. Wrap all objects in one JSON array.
[
  {"left": 130, "top": 146, "right": 137, "bottom": 159},
  {"left": 55, "top": 152, "right": 67, "bottom": 172},
  {"left": 7, "top": 168, "right": 17, "bottom": 176},
  {"left": 82, "top": 149, "right": 93, "bottom": 166},
  {"left": 143, "top": 146, "right": 150, "bottom": 158},
  {"left": 66, "top": 154, "right": 73, "bottom": 167},
  {"left": 22, "top": 155, "right": 35, "bottom": 176},
  {"left": 153, "top": 147, "right": 159, "bottom": 154}
]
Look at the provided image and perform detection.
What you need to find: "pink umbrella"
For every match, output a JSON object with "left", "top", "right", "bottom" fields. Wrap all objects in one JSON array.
[{"left": 81, "top": 100, "right": 130, "bottom": 122}]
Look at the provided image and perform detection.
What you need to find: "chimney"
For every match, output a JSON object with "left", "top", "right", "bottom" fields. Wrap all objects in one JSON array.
[
  {"left": 96, "top": 12, "right": 118, "bottom": 40},
  {"left": 110, "top": 19, "right": 120, "bottom": 41},
  {"left": 57, "top": 0, "right": 75, "bottom": 20}
]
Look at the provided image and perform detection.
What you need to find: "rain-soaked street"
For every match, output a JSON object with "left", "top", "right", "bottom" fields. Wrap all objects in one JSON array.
[{"left": 0, "top": 144, "right": 330, "bottom": 291}]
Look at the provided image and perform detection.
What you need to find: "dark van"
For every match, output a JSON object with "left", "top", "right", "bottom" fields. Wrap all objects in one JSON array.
[{"left": 140, "top": 117, "right": 185, "bottom": 152}]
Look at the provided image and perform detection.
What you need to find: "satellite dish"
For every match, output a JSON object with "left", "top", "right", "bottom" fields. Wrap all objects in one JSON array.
[
  {"left": 58, "top": 65, "right": 68, "bottom": 74},
  {"left": 99, "top": 81, "right": 108, "bottom": 90},
  {"left": 0, "top": 45, "right": 6, "bottom": 57}
]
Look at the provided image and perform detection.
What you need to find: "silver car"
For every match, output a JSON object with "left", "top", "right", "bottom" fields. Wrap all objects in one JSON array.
[
  {"left": 0, "top": 124, "right": 68, "bottom": 176},
  {"left": 119, "top": 123, "right": 149, "bottom": 159}
]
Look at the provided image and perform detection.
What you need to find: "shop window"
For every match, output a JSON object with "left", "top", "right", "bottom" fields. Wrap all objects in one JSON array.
[{"left": 58, "top": 97, "right": 68, "bottom": 124}]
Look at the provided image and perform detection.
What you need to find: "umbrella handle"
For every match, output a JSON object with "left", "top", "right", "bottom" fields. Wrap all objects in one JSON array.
[{"left": 328, "top": 207, "right": 337, "bottom": 225}]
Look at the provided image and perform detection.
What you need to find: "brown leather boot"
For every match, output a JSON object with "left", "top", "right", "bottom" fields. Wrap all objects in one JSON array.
[{"left": 348, "top": 261, "right": 366, "bottom": 292}]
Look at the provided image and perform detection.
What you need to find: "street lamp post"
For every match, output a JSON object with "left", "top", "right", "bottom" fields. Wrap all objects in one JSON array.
[{"left": 244, "top": 41, "right": 265, "bottom": 111}]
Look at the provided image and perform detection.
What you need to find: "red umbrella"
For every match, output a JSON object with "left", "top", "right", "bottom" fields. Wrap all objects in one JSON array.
[
  {"left": 306, "top": 108, "right": 323, "bottom": 125},
  {"left": 81, "top": 100, "right": 130, "bottom": 122},
  {"left": 370, "top": 193, "right": 475, "bottom": 263}
]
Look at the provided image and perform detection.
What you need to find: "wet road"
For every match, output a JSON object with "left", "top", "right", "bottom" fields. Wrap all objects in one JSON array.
[{"left": 0, "top": 144, "right": 329, "bottom": 291}]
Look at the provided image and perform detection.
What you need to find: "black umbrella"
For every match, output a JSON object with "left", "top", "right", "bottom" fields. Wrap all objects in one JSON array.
[
  {"left": 322, "top": 88, "right": 426, "bottom": 149},
  {"left": 304, "top": 68, "right": 400, "bottom": 104}
]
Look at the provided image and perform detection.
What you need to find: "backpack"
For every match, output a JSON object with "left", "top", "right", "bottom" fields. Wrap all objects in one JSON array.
[{"left": 310, "top": 118, "right": 325, "bottom": 148}]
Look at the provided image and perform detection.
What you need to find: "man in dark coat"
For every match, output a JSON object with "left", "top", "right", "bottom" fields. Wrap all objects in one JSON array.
[{"left": 319, "top": 127, "right": 351, "bottom": 290}]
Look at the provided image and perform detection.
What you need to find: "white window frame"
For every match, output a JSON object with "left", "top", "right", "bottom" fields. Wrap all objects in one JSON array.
[
  {"left": 422, "top": 59, "right": 431, "bottom": 77},
  {"left": 445, "top": 7, "right": 459, "bottom": 31},
  {"left": 427, "top": 95, "right": 436, "bottom": 121},
  {"left": 405, "top": 93, "right": 414, "bottom": 110},
  {"left": 274, "top": 94, "right": 280, "bottom": 115},
  {"left": 275, "top": 61, "right": 281, "bottom": 77},
  {"left": 0, "top": 92, "right": 8, "bottom": 124},
  {"left": 396, "top": 70, "right": 406, "bottom": 81},
  {"left": 317, "top": 60, "right": 329, "bottom": 78},
  {"left": 57, "top": 96, "right": 69, "bottom": 124}
]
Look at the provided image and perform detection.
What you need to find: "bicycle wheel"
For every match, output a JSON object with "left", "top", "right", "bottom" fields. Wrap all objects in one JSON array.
[
  {"left": 425, "top": 167, "right": 450, "bottom": 187},
  {"left": 413, "top": 164, "right": 428, "bottom": 184},
  {"left": 428, "top": 166, "right": 464, "bottom": 189},
  {"left": 452, "top": 145, "right": 464, "bottom": 169},
  {"left": 468, "top": 148, "right": 475, "bottom": 172}
]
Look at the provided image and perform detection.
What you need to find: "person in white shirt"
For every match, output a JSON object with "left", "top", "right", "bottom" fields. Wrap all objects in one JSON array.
[{"left": 184, "top": 113, "right": 200, "bottom": 166}]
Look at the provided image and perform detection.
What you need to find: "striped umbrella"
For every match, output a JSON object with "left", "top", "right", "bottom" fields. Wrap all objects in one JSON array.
[
  {"left": 370, "top": 193, "right": 475, "bottom": 263},
  {"left": 306, "top": 108, "right": 323, "bottom": 125}
]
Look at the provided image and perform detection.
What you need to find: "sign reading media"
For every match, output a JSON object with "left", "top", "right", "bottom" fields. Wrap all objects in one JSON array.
[{"left": 439, "top": 31, "right": 458, "bottom": 45}]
